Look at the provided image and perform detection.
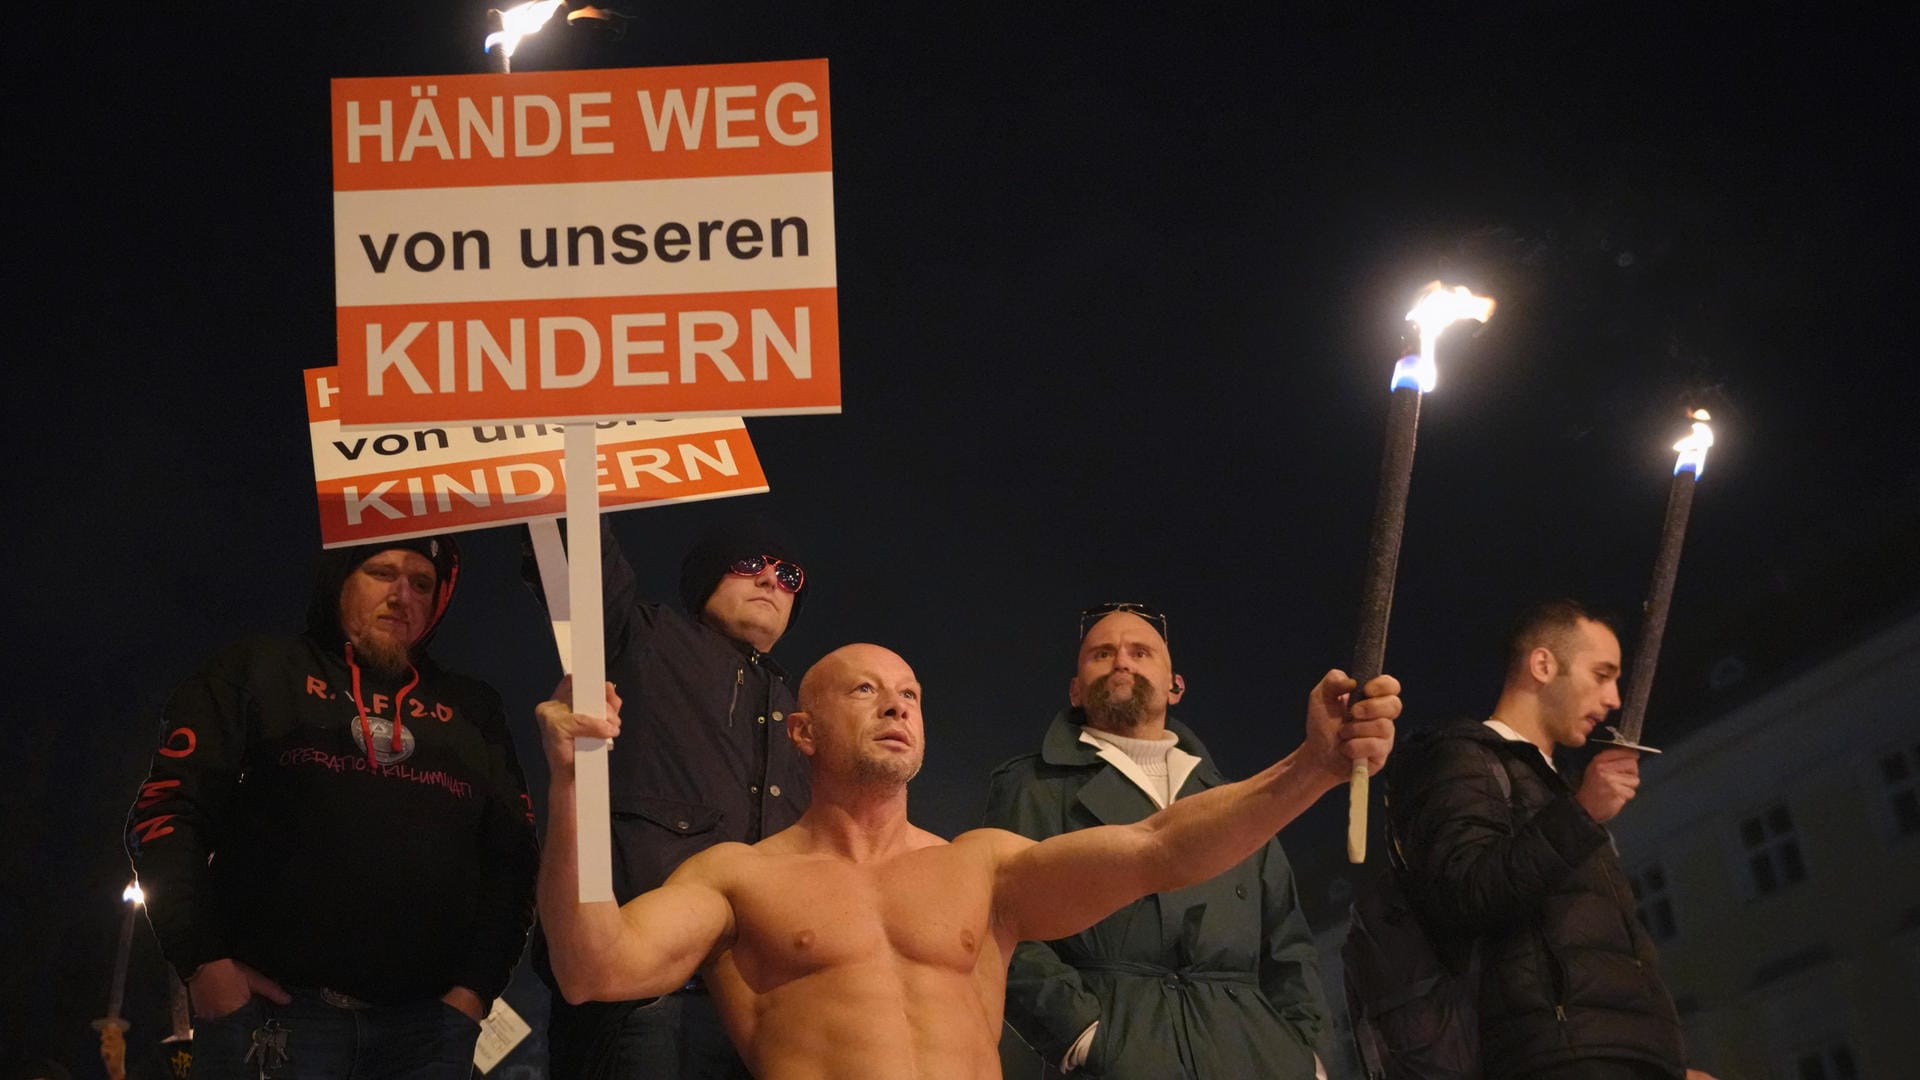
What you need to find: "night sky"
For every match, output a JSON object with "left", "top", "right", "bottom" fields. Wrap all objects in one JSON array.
[{"left": 7, "top": 3, "right": 1917, "bottom": 1073}]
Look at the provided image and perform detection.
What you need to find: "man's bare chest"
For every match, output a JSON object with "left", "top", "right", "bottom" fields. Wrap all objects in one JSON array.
[{"left": 724, "top": 849, "right": 995, "bottom": 983}]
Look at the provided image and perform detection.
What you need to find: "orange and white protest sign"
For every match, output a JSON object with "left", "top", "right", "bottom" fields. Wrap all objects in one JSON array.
[
  {"left": 330, "top": 59, "right": 839, "bottom": 427},
  {"left": 307, "top": 367, "right": 768, "bottom": 547}
]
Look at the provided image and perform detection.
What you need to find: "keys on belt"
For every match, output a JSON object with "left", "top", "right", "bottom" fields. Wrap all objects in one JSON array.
[{"left": 244, "top": 1018, "right": 290, "bottom": 1079}]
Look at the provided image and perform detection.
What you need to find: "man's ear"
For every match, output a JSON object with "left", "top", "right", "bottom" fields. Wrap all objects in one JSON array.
[
  {"left": 785, "top": 710, "right": 817, "bottom": 757},
  {"left": 1168, "top": 674, "right": 1186, "bottom": 704},
  {"left": 1067, "top": 677, "right": 1085, "bottom": 708},
  {"left": 1527, "top": 646, "right": 1558, "bottom": 685}
]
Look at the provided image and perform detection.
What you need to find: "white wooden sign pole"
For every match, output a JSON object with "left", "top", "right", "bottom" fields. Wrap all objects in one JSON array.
[
  {"left": 528, "top": 519, "right": 573, "bottom": 662},
  {"left": 560, "top": 424, "right": 613, "bottom": 902}
]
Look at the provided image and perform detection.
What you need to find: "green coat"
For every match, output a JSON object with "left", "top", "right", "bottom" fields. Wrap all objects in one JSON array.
[{"left": 984, "top": 710, "right": 1328, "bottom": 1079}]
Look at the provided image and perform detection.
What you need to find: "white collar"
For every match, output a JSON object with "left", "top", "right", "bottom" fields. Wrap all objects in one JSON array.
[
  {"left": 1078, "top": 728, "right": 1203, "bottom": 809},
  {"left": 1483, "top": 718, "right": 1556, "bottom": 772}
]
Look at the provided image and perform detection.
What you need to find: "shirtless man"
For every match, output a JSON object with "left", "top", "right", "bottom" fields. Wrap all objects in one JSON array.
[{"left": 538, "top": 644, "right": 1399, "bottom": 1080}]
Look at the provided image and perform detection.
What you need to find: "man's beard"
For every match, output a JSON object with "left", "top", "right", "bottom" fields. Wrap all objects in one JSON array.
[
  {"left": 350, "top": 627, "right": 413, "bottom": 678},
  {"left": 1084, "top": 671, "right": 1160, "bottom": 735}
]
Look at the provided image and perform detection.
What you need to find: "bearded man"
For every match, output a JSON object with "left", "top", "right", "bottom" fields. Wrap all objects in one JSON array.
[
  {"left": 983, "top": 604, "right": 1332, "bottom": 1078},
  {"left": 127, "top": 538, "right": 537, "bottom": 1080}
]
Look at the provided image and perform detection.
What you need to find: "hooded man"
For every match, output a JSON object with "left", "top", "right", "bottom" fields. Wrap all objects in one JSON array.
[
  {"left": 536, "top": 517, "right": 813, "bottom": 1080},
  {"left": 983, "top": 604, "right": 1331, "bottom": 1078},
  {"left": 127, "top": 536, "right": 537, "bottom": 1080}
]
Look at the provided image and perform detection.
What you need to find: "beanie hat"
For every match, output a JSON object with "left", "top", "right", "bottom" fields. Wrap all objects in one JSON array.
[
  {"left": 677, "top": 515, "right": 807, "bottom": 635},
  {"left": 328, "top": 535, "right": 462, "bottom": 649}
]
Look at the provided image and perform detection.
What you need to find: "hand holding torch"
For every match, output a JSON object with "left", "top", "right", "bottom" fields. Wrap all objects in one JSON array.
[{"left": 94, "top": 882, "right": 145, "bottom": 1079}]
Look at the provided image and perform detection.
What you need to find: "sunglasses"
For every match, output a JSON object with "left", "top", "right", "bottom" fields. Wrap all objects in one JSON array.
[
  {"left": 729, "top": 554, "right": 805, "bottom": 594},
  {"left": 1077, "top": 602, "right": 1169, "bottom": 644}
]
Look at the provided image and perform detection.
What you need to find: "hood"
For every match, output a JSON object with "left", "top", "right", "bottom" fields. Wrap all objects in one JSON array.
[{"left": 305, "top": 536, "right": 462, "bottom": 655}]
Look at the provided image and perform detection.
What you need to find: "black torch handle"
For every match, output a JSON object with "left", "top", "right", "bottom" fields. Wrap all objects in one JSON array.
[
  {"left": 1353, "top": 386, "right": 1423, "bottom": 687},
  {"left": 1347, "top": 385, "right": 1422, "bottom": 863},
  {"left": 1618, "top": 471, "right": 1697, "bottom": 743}
]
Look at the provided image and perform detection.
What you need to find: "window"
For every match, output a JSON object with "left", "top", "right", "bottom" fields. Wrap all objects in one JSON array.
[
  {"left": 1628, "top": 862, "right": 1677, "bottom": 940},
  {"left": 1739, "top": 803, "right": 1805, "bottom": 895},
  {"left": 1879, "top": 742, "right": 1920, "bottom": 837},
  {"left": 1792, "top": 1040, "right": 1857, "bottom": 1080}
]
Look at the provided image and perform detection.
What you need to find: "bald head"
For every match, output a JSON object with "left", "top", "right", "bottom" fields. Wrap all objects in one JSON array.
[
  {"left": 791, "top": 644, "right": 926, "bottom": 787},
  {"left": 1071, "top": 611, "right": 1182, "bottom": 736},
  {"left": 798, "top": 643, "right": 912, "bottom": 712}
]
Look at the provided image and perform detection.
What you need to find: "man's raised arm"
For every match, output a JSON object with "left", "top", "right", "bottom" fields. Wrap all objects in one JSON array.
[
  {"left": 536, "top": 684, "right": 737, "bottom": 1004},
  {"left": 991, "top": 670, "right": 1398, "bottom": 946}
]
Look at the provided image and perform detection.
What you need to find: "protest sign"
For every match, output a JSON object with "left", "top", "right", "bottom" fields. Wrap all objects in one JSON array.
[
  {"left": 307, "top": 366, "right": 768, "bottom": 546},
  {"left": 331, "top": 59, "right": 839, "bottom": 427}
]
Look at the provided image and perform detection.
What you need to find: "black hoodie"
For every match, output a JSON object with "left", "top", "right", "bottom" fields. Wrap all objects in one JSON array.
[{"left": 127, "top": 542, "right": 537, "bottom": 1005}]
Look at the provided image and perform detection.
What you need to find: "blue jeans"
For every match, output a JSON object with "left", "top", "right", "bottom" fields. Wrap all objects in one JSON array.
[
  {"left": 545, "top": 989, "right": 749, "bottom": 1080},
  {"left": 191, "top": 992, "right": 479, "bottom": 1080}
]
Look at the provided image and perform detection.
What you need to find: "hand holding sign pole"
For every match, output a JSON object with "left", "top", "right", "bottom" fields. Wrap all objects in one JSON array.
[
  {"left": 1605, "top": 411, "right": 1714, "bottom": 751},
  {"left": 562, "top": 425, "right": 614, "bottom": 900},
  {"left": 1347, "top": 283, "right": 1494, "bottom": 863},
  {"left": 504, "top": 450, "right": 610, "bottom": 904},
  {"left": 480, "top": 3, "right": 617, "bottom": 898}
]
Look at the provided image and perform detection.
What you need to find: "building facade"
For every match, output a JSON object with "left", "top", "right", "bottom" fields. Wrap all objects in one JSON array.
[{"left": 1607, "top": 610, "right": 1920, "bottom": 1080}]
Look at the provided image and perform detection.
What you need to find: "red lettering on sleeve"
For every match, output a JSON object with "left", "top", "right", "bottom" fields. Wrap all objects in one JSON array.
[
  {"left": 136, "top": 779, "right": 181, "bottom": 809},
  {"left": 157, "top": 728, "right": 197, "bottom": 759},
  {"left": 131, "top": 815, "right": 178, "bottom": 843}
]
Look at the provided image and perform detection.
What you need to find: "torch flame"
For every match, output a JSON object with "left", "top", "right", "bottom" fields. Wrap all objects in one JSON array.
[
  {"left": 1673, "top": 408, "right": 1714, "bottom": 478},
  {"left": 485, "top": 0, "right": 566, "bottom": 58},
  {"left": 1396, "top": 282, "right": 1496, "bottom": 393},
  {"left": 123, "top": 882, "right": 145, "bottom": 905},
  {"left": 1406, "top": 282, "right": 1497, "bottom": 331}
]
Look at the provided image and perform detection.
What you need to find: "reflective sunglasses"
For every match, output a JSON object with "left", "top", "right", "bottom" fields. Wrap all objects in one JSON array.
[
  {"left": 729, "top": 554, "right": 805, "bottom": 594},
  {"left": 1077, "top": 602, "right": 1169, "bottom": 644}
]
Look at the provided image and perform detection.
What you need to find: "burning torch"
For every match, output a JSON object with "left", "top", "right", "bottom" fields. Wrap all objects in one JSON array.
[
  {"left": 1347, "top": 282, "right": 1495, "bottom": 863},
  {"left": 1601, "top": 410, "right": 1715, "bottom": 751},
  {"left": 485, "top": 2, "right": 564, "bottom": 73},
  {"left": 486, "top": 2, "right": 631, "bottom": 73},
  {"left": 94, "top": 881, "right": 146, "bottom": 1080}
]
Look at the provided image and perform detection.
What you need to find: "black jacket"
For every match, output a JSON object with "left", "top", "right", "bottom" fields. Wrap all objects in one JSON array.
[
  {"left": 1389, "top": 720, "right": 1686, "bottom": 1079},
  {"left": 127, "top": 547, "right": 537, "bottom": 1004},
  {"left": 591, "top": 519, "right": 810, "bottom": 902}
]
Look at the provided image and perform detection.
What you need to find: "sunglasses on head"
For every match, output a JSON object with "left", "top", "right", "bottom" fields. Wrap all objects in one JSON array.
[
  {"left": 1077, "top": 602, "right": 1169, "bottom": 644},
  {"left": 729, "top": 554, "right": 805, "bottom": 594}
]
